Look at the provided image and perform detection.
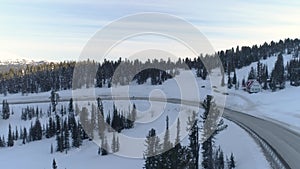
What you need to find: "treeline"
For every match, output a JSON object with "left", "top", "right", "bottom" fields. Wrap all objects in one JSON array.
[
  {"left": 0, "top": 38, "right": 299, "bottom": 95},
  {"left": 0, "top": 59, "right": 181, "bottom": 95},
  {"left": 221, "top": 38, "right": 300, "bottom": 73},
  {"left": 219, "top": 38, "right": 300, "bottom": 91}
]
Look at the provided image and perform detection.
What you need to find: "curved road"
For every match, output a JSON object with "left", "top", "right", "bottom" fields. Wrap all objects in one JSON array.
[{"left": 7, "top": 96, "right": 299, "bottom": 169}]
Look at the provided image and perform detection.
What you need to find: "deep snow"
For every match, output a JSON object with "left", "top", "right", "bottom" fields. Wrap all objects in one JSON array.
[
  {"left": 0, "top": 100, "right": 270, "bottom": 169},
  {"left": 1, "top": 53, "right": 295, "bottom": 169}
]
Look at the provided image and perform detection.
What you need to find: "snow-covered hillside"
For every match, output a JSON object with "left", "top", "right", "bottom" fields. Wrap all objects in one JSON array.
[
  {"left": 1, "top": 53, "right": 297, "bottom": 169},
  {"left": 222, "top": 53, "right": 300, "bottom": 132},
  {"left": 0, "top": 100, "right": 270, "bottom": 169}
]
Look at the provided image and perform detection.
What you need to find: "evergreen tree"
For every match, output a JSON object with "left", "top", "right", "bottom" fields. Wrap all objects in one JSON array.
[
  {"left": 106, "top": 112, "right": 111, "bottom": 131},
  {"left": 270, "top": 53, "right": 285, "bottom": 90},
  {"left": 78, "top": 122, "right": 85, "bottom": 143},
  {"left": 55, "top": 115, "right": 61, "bottom": 134},
  {"left": 2, "top": 100, "right": 10, "bottom": 120},
  {"left": 163, "top": 116, "right": 172, "bottom": 151},
  {"left": 80, "top": 107, "right": 90, "bottom": 139},
  {"left": 46, "top": 123, "right": 50, "bottom": 138},
  {"left": 175, "top": 118, "right": 180, "bottom": 146},
  {"left": 50, "top": 91, "right": 59, "bottom": 113},
  {"left": 228, "top": 153, "right": 236, "bottom": 169},
  {"left": 111, "top": 132, "right": 119, "bottom": 153},
  {"left": 98, "top": 147, "right": 101, "bottom": 155},
  {"left": 0, "top": 136, "right": 4, "bottom": 147},
  {"left": 2, "top": 135, "right": 5, "bottom": 147},
  {"left": 202, "top": 68, "right": 208, "bottom": 80},
  {"left": 219, "top": 149, "right": 225, "bottom": 169},
  {"left": 201, "top": 95, "right": 228, "bottom": 169},
  {"left": 48, "top": 117, "right": 55, "bottom": 138},
  {"left": 22, "top": 127, "right": 27, "bottom": 144},
  {"left": 64, "top": 120, "right": 70, "bottom": 150},
  {"left": 221, "top": 74, "right": 225, "bottom": 87},
  {"left": 68, "top": 98, "right": 74, "bottom": 113},
  {"left": 242, "top": 78, "right": 246, "bottom": 88},
  {"left": 97, "top": 106, "right": 105, "bottom": 140},
  {"left": 52, "top": 159, "right": 57, "bottom": 169},
  {"left": 7, "top": 124, "right": 14, "bottom": 147},
  {"left": 101, "top": 136, "right": 109, "bottom": 156},
  {"left": 0, "top": 136, "right": 2, "bottom": 147},
  {"left": 161, "top": 116, "right": 174, "bottom": 169},
  {"left": 116, "top": 136, "right": 120, "bottom": 152},
  {"left": 263, "top": 65, "right": 269, "bottom": 90},
  {"left": 51, "top": 143, "right": 54, "bottom": 154},
  {"left": 96, "top": 65, "right": 103, "bottom": 88},
  {"left": 235, "top": 80, "right": 239, "bottom": 90},
  {"left": 247, "top": 67, "right": 256, "bottom": 80},
  {"left": 214, "top": 146, "right": 225, "bottom": 169},
  {"left": 257, "top": 61, "right": 262, "bottom": 83},
  {"left": 90, "top": 104, "right": 96, "bottom": 140},
  {"left": 227, "top": 73, "right": 232, "bottom": 89},
  {"left": 187, "top": 111, "right": 199, "bottom": 169},
  {"left": 15, "top": 126, "right": 19, "bottom": 140},
  {"left": 131, "top": 103, "right": 137, "bottom": 126},
  {"left": 144, "top": 128, "right": 161, "bottom": 169},
  {"left": 33, "top": 118, "right": 43, "bottom": 141},
  {"left": 170, "top": 118, "right": 189, "bottom": 169},
  {"left": 232, "top": 70, "right": 237, "bottom": 85},
  {"left": 72, "top": 121, "right": 80, "bottom": 148},
  {"left": 111, "top": 104, "right": 122, "bottom": 132},
  {"left": 56, "top": 134, "right": 63, "bottom": 152}
]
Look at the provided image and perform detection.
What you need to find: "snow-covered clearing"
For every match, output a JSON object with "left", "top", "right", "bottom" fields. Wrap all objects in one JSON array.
[
  {"left": 2, "top": 53, "right": 297, "bottom": 169},
  {"left": 0, "top": 99, "right": 271, "bottom": 169}
]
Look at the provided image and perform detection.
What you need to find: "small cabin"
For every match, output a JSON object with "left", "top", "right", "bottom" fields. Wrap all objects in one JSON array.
[{"left": 246, "top": 79, "right": 261, "bottom": 93}]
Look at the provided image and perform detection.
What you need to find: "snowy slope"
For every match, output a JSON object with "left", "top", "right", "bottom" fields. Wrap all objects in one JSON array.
[
  {"left": 1, "top": 53, "right": 295, "bottom": 169},
  {"left": 0, "top": 100, "right": 270, "bottom": 169},
  {"left": 221, "top": 53, "right": 300, "bottom": 132}
]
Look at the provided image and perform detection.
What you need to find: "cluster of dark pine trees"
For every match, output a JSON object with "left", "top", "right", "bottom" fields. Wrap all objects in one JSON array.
[
  {"left": 235, "top": 51, "right": 300, "bottom": 92},
  {"left": 0, "top": 58, "right": 181, "bottom": 95},
  {"left": 21, "top": 106, "right": 43, "bottom": 121},
  {"left": 0, "top": 38, "right": 298, "bottom": 96},
  {"left": 223, "top": 39, "right": 300, "bottom": 91},
  {"left": 0, "top": 95, "right": 138, "bottom": 158},
  {"left": 220, "top": 38, "right": 300, "bottom": 73},
  {"left": 286, "top": 57, "right": 300, "bottom": 86},
  {"left": 105, "top": 103, "right": 137, "bottom": 133},
  {"left": 49, "top": 113, "right": 86, "bottom": 153},
  {"left": 0, "top": 98, "right": 81, "bottom": 150},
  {"left": 2, "top": 100, "right": 10, "bottom": 119},
  {"left": 97, "top": 101, "right": 136, "bottom": 156},
  {"left": 144, "top": 95, "right": 236, "bottom": 169},
  {"left": 0, "top": 118, "right": 43, "bottom": 148}
]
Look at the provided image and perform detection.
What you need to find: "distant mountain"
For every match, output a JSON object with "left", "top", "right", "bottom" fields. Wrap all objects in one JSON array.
[
  {"left": 0, "top": 59, "right": 49, "bottom": 72},
  {"left": 0, "top": 59, "right": 49, "bottom": 65}
]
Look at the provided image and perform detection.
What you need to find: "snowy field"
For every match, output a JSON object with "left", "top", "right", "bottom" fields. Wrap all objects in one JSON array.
[
  {"left": 3, "top": 53, "right": 299, "bottom": 134},
  {"left": 1, "top": 53, "right": 297, "bottom": 169},
  {"left": 0, "top": 100, "right": 270, "bottom": 169}
]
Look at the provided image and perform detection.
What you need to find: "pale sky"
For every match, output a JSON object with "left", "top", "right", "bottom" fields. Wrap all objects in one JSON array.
[{"left": 0, "top": 0, "right": 299, "bottom": 62}]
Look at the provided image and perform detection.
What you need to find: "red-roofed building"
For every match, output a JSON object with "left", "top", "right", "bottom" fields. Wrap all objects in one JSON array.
[{"left": 246, "top": 79, "right": 261, "bottom": 93}]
